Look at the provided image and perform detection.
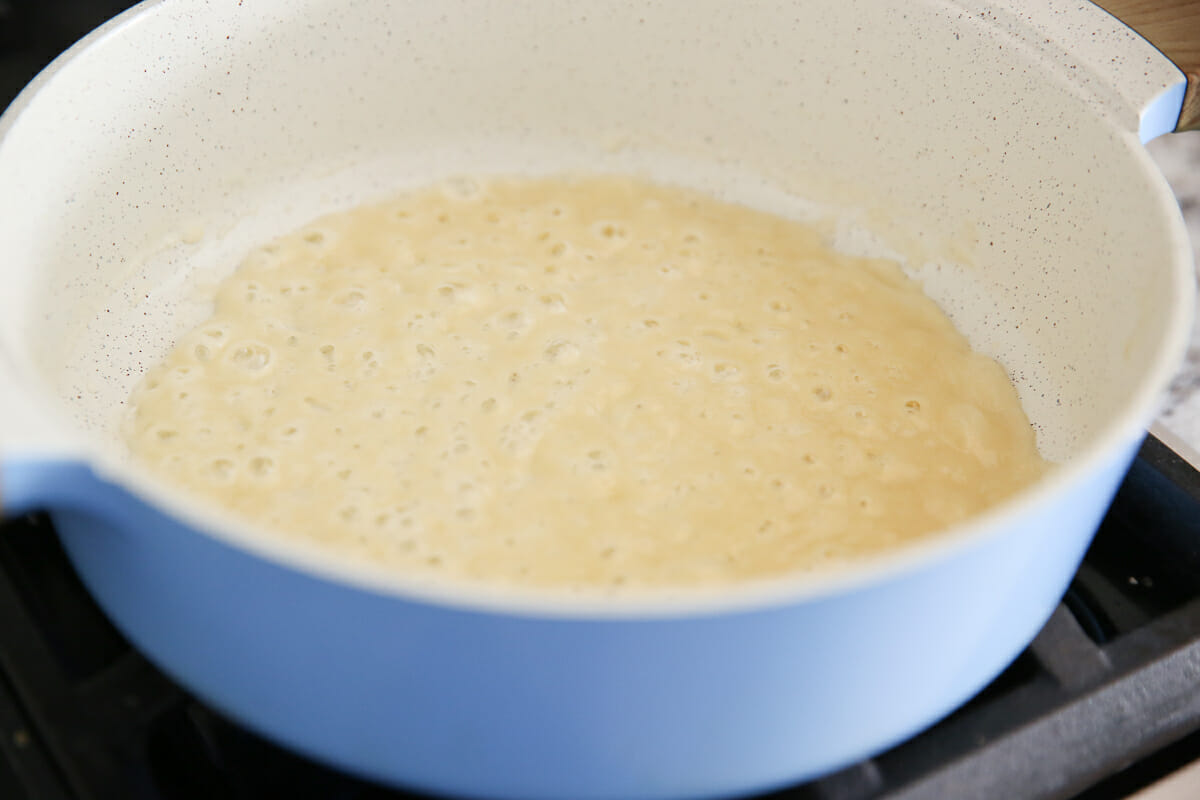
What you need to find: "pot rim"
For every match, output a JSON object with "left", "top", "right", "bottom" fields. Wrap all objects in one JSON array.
[{"left": 0, "top": 0, "right": 1195, "bottom": 620}]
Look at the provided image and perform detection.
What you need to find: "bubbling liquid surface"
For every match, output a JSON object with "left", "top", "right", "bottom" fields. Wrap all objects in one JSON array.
[{"left": 123, "top": 175, "right": 1046, "bottom": 590}]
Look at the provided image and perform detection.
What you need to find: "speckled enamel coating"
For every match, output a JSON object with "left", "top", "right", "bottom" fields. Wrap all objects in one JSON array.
[
  {"left": 0, "top": 2, "right": 1194, "bottom": 798},
  {"left": 1150, "top": 135, "right": 1200, "bottom": 442},
  {"left": 985, "top": 0, "right": 1186, "bottom": 139}
]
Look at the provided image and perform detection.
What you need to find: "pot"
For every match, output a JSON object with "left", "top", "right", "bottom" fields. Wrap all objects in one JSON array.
[{"left": 0, "top": 1, "right": 1196, "bottom": 798}]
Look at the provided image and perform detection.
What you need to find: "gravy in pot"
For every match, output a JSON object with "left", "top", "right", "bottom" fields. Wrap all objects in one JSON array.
[{"left": 123, "top": 175, "right": 1046, "bottom": 589}]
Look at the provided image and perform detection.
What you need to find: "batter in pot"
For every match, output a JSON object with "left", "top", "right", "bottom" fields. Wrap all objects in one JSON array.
[{"left": 123, "top": 175, "right": 1047, "bottom": 589}]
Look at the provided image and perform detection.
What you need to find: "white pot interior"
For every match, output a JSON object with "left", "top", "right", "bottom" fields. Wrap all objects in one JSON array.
[{"left": 0, "top": 0, "right": 1191, "bottom": 470}]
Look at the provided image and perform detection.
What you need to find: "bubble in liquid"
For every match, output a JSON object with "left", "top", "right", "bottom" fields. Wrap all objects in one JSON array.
[
  {"left": 905, "top": 400, "right": 922, "bottom": 413},
  {"left": 593, "top": 221, "right": 629, "bottom": 240},
  {"left": 249, "top": 456, "right": 275, "bottom": 477},
  {"left": 812, "top": 386, "right": 833, "bottom": 402},
  {"left": 230, "top": 343, "right": 272, "bottom": 372},
  {"left": 303, "top": 396, "right": 330, "bottom": 412},
  {"left": 500, "top": 310, "right": 529, "bottom": 333},
  {"left": 544, "top": 339, "right": 580, "bottom": 364},
  {"left": 303, "top": 231, "right": 325, "bottom": 245},
  {"left": 674, "top": 346, "right": 702, "bottom": 367},
  {"left": 712, "top": 362, "right": 739, "bottom": 381},
  {"left": 768, "top": 299, "right": 792, "bottom": 313},
  {"left": 333, "top": 289, "right": 367, "bottom": 311},
  {"left": 210, "top": 459, "right": 234, "bottom": 480}
]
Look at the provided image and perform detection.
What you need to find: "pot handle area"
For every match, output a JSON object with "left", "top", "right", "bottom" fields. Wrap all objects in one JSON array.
[
  {"left": 1094, "top": 0, "right": 1200, "bottom": 132},
  {"left": 0, "top": 354, "right": 88, "bottom": 516}
]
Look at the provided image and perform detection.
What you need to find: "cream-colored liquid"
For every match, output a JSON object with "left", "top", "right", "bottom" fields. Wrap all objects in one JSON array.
[{"left": 123, "top": 175, "right": 1046, "bottom": 589}]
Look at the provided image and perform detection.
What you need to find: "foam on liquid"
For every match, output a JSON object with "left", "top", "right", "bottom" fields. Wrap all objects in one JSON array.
[{"left": 123, "top": 175, "right": 1046, "bottom": 590}]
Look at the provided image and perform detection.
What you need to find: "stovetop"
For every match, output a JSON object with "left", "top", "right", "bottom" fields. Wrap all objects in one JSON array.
[
  {"left": 5, "top": 3, "right": 1200, "bottom": 798},
  {"left": 3, "top": 435, "right": 1200, "bottom": 800}
]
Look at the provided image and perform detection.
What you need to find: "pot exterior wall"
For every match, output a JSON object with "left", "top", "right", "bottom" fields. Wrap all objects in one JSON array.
[{"left": 10, "top": 440, "right": 1132, "bottom": 800}]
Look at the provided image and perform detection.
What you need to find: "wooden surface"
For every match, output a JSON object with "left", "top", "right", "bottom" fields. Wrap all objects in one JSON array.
[{"left": 1093, "top": 0, "right": 1200, "bottom": 131}]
